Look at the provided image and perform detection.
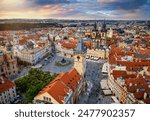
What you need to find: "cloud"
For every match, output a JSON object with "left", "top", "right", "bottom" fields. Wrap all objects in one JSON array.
[
  {"left": 97, "top": 0, "right": 149, "bottom": 11},
  {"left": 0, "top": 0, "right": 149, "bottom": 20},
  {"left": 33, "top": 0, "right": 77, "bottom": 5}
]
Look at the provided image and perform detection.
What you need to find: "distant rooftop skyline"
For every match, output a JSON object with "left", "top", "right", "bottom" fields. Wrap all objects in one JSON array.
[{"left": 0, "top": 0, "right": 150, "bottom": 20}]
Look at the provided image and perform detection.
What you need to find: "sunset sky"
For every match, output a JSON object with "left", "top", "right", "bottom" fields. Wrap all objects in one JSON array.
[{"left": 0, "top": 0, "right": 150, "bottom": 20}]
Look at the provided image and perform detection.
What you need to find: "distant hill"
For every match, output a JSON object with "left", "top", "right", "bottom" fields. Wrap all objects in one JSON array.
[{"left": 0, "top": 22, "right": 63, "bottom": 31}]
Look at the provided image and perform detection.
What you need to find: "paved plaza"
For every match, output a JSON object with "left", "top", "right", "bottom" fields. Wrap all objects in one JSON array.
[{"left": 42, "top": 55, "right": 73, "bottom": 74}]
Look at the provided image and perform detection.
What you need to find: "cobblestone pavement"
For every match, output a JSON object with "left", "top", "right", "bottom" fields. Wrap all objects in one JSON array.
[
  {"left": 78, "top": 60, "right": 113, "bottom": 104},
  {"left": 42, "top": 55, "right": 73, "bottom": 74}
]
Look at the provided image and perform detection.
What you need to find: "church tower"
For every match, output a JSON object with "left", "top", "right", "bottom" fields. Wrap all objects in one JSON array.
[
  {"left": 74, "top": 53, "right": 86, "bottom": 77},
  {"left": 101, "top": 20, "right": 107, "bottom": 39}
]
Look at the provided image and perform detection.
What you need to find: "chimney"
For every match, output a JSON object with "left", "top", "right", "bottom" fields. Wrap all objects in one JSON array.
[
  {"left": 0, "top": 76, "right": 5, "bottom": 84},
  {"left": 129, "top": 83, "right": 132, "bottom": 87},
  {"left": 144, "top": 92, "right": 147, "bottom": 99},
  {"left": 136, "top": 88, "right": 139, "bottom": 92}
]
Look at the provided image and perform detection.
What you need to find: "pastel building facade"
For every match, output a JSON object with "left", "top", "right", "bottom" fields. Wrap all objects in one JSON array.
[{"left": 0, "top": 77, "right": 17, "bottom": 104}]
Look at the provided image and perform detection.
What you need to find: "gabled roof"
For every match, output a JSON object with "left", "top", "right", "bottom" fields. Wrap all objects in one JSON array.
[
  {"left": 35, "top": 68, "right": 81, "bottom": 104},
  {"left": 138, "top": 49, "right": 150, "bottom": 54},
  {"left": 110, "top": 46, "right": 125, "bottom": 56},
  {"left": 64, "top": 68, "right": 81, "bottom": 91},
  {"left": 143, "top": 98, "right": 150, "bottom": 104},
  {"left": 112, "top": 70, "right": 127, "bottom": 79},
  {"left": 62, "top": 41, "right": 77, "bottom": 49},
  {"left": 0, "top": 79, "right": 15, "bottom": 93},
  {"left": 109, "top": 55, "right": 116, "bottom": 64},
  {"left": 125, "top": 78, "right": 145, "bottom": 85},
  {"left": 19, "top": 39, "right": 28, "bottom": 45},
  {"left": 133, "top": 91, "right": 145, "bottom": 100}
]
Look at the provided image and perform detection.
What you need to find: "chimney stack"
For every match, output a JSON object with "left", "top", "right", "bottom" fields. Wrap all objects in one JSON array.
[
  {"left": 0, "top": 76, "right": 5, "bottom": 84},
  {"left": 144, "top": 92, "right": 147, "bottom": 99}
]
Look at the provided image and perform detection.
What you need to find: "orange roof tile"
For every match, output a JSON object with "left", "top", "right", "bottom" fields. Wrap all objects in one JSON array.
[
  {"left": 109, "top": 55, "right": 116, "bottom": 64},
  {"left": 85, "top": 41, "right": 91, "bottom": 48},
  {"left": 145, "top": 75, "right": 150, "bottom": 80},
  {"left": 138, "top": 49, "right": 150, "bottom": 54},
  {"left": 133, "top": 91, "right": 144, "bottom": 100},
  {"left": 0, "top": 79, "right": 15, "bottom": 93},
  {"left": 117, "top": 60, "right": 150, "bottom": 67},
  {"left": 110, "top": 46, "right": 124, "bottom": 56},
  {"left": 125, "top": 78, "right": 145, "bottom": 85},
  {"left": 143, "top": 98, "right": 150, "bottom": 104},
  {"left": 62, "top": 41, "right": 77, "bottom": 49},
  {"left": 19, "top": 39, "right": 28, "bottom": 45},
  {"left": 37, "top": 42, "right": 46, "bottom": 47},
  {"left": 112, "top": 70, "right": 127, "bottom": 79},
  {"left": 36, "top": 68, "right": 81, "bottom": 103}
]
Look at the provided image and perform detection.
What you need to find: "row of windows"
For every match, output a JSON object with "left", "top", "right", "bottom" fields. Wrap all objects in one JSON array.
[
  {"left": 43, "top": 96, "right": 51, "bottom": 102},
  {"left": 2, "top": 90, "right": 15, "bottom": 95},
  {"left": 4, "top": 70, "right": 17, "bottom": 76},
  {"left": 1, "top": 66, "right": 17, "bottom": 73},
  {"left": 0, "top": 90, "right": 16, "bottom": 103}
]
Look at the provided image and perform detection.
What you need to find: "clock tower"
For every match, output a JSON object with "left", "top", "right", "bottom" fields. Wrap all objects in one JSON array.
[{"left": 74, "top": 53, "right": 86, "bottom": 77}]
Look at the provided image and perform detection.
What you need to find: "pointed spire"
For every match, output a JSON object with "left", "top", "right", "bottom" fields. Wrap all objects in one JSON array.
[
  {"left": 93, "top": 20, "right": 99, "bottom": 32},
  {"left": 101, "top": 19, "right": 107, "bottom": 32}
]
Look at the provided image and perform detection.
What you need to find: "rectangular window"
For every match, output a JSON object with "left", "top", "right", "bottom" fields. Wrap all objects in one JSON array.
[
  {"left": 43, "top": 96, "right": 46, "bottom": 100},
  {"left": 13, "top": 94, "right": 16, "bottom": 97},
  {"left": 49, "top": 98, "right": 51, "bottom": 102}
]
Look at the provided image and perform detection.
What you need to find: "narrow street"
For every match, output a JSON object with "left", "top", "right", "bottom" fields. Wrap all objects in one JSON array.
[{"left": 79, "top": 60, "right": 113, "bottom": 104}]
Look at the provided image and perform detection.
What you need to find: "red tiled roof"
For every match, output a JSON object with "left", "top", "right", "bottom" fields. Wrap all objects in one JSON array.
[
  {"left": 0, "top": 79, "right": 15, "bottom": 93},
  {"left": 109, "top": 55, "right": 116, "bottom": 64},
  {"left": 36, "top": 68, "right": 81, "bottom": 103},
  {"left": 142, "top": 37, "right": 150, "bottom": 41},
  {"left": 125, "top": 78, "right": 145, "bottom": 85},
  {"left": 19, "top": 39, "right": 28, "bottom": 45},
  {"left": 126, "top": 74, "right": 136, "bottom": 78},
  {"left": 112, "top": 70, "right": 127, "bottom": 79},
  {"left": 47, "top": 81, "right": 69, "bottom": 104},
  {"left": 85, "top": 41, "right": 91, "bottom": 48},
  {"left": 127, "top": 85, "right": 147, "bottom": 93},
  {"left": 113, "top": 31, "right": 117, "bottom": 35},
  {"left": 125, "top": 51, "right": 133, "bottom": 55},
  {"left": 70, "top": 39, "right": 77, "bottom": 44},
  {"left": 138, "top": 49, "right": 150, "bottom": 54},
  {"left": 110, "top": 46, "right": 125, "bottom": 56},
  {"left": 37, "top": 42, "right": 46, "bottom": 47},
  {"left": 37, "top": 79, "right": 69, "bottom": 104},
  {"left": 66, "top": 68, "right": 81, "bottom": 90},
  {"left": 133, "top": 91, "right": 144, "bottom": 100},
  {"left": 62, "top": 41, "right": 77, "bottom": 49},
  {"left": 117, "top": 61, "right": 150, "bottom": 67},
  {"left": 145, "top": 75, "right": 150, "bottom": 80},
  {"left": 143, "top": 98, "right": 150, "bottom": 104}
]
